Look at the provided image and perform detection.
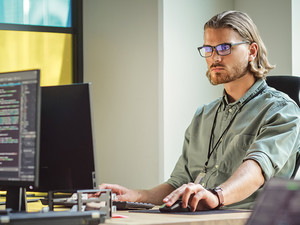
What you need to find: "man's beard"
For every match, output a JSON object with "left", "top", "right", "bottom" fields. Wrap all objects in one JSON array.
[{"left": 206, "top": 63, "right": 248, "bottom": 85}]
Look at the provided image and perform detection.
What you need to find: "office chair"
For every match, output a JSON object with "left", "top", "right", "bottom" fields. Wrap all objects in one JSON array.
[
  {"left": 266, "top": 75, "right": 300, "bottom": 107},
  {"left": 266, "top": 75, "right": 300, "bottom": 179}
]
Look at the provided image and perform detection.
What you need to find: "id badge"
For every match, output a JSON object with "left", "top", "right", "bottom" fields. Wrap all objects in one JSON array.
[{"left": 194, "top": 172, "right": 206, "bottom": 184}]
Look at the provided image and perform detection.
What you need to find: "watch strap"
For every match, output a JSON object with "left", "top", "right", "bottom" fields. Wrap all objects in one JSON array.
[{"left": 209, "top": 187, "right": 224, "bottom": 209}]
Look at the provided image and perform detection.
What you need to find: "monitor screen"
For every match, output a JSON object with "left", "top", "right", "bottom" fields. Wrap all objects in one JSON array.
[
  {"left": 0, "top": 70, "right": 40, "bottom": 187},
  {"left": 35, "top": 83, "right": 96, "bottom": 192},
  {"left": 0, "top": 70, "right": 40, "bottom": 211}
]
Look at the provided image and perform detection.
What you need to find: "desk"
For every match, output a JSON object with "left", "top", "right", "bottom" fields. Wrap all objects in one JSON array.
[
  {"left": 105, "top": 210, "right": 251, "bottom": 225},
  {"left": 1, "top": 198, "right": 251, "bottom": 225}
]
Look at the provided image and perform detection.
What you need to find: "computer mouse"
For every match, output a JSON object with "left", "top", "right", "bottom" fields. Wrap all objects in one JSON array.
[{"left": 159, "top": 200, "right": 191, "bottom": 212}]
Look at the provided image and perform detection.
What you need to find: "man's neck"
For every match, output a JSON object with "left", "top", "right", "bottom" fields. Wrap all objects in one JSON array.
[{"left": 224, "top": 74, "right": 256, "bottom": 103}]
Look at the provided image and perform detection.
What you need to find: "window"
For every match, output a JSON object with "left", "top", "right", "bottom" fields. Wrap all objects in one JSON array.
[{"left": 0, "top": 0, "right": 82, "bottom": 86}]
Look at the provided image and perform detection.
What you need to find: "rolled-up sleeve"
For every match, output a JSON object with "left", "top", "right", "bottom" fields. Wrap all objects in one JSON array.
[{"left": 245, "top": 101, "right": 300, "bottom": 181}]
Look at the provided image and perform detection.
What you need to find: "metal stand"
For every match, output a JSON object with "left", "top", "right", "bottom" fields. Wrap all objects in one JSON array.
[
  {"left": 47, "top": 189, "right": 112, "bottom": 219},
  {"left": 5, "top": 187, "right": 27, "bottom": 212}
]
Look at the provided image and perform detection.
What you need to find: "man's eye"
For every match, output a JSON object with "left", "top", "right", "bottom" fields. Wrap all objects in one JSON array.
[
  {"left": 217, "top": 44, "right": 230, "bottom": 51},
  {"left": 203, "top": 47, "right": 212, "bottom": 52}
]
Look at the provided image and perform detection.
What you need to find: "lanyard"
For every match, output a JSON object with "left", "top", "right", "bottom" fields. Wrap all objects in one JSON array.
[{"left": 204, "top": 84, "right": 267, "bottom": 171}]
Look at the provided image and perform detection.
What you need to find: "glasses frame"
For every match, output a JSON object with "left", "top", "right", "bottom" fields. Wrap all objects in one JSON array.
[{"left": 197, "top": 41, "right": 249, "bottom": 58}]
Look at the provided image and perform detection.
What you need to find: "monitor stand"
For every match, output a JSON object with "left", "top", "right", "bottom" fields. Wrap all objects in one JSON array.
[{"left": 5, "top": 187, "right": 27, "bottom": 212}]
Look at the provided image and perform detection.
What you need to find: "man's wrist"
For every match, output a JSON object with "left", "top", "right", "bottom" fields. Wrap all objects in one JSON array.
[
  {"left": 209, "top": 187, "right": 224, "bottom": 209},
  {"left": 134, "top": 189, "right": 145, "bottom": 202}
]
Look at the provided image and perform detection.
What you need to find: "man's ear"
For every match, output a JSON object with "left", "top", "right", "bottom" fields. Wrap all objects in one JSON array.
[{"left": 248, "top": 42, "right": 258, "bottom": 62}]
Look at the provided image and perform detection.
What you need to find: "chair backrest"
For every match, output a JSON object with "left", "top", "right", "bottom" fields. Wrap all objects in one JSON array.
[
  {"left": 266, "top": 75, "right": 300, "bottom": 179},
  {"left": 266, "top": 75, "right": 300, "bottom": 107}
]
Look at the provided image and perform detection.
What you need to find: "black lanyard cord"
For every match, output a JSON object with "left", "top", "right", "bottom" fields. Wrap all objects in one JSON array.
[{"left": 204, "top": 84, "right": 267, "bottom": 169}]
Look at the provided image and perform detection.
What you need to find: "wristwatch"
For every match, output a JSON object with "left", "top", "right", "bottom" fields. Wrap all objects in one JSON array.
[{"left": 209, "top": 187, "right": 224, "bottom": 209}]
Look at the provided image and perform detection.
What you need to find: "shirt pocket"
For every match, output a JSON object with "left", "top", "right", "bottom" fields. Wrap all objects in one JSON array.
[{"left": 218, "top": 134, "right": 255, "bottom": 174}]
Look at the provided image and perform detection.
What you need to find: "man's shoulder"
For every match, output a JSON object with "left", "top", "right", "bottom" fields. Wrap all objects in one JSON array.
[{"left": 263, "top": 86, "right": 299, "bottom": 109}]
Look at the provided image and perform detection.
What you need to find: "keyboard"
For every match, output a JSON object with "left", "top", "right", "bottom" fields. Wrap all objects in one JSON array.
[
  {"left": 41, "top": 198, "right": 155, "bottom": 210},
  {"left": 113, "top": 201, "right": 155, "bottom": 210}
]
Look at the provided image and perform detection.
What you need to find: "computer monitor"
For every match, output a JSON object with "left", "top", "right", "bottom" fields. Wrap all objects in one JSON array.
[
  {"left": 0, "top": 70, "right": 40, "bottom": 211},
  {"left": 246, "top": 178, "right": 300, "bottom": 225},
  {"left": 34, "top": 83, "right": 96, "bottom": 192}
]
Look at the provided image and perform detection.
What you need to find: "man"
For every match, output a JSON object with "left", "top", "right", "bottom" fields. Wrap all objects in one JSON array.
[{"left": 99, "top": 11, "right": 300, "bottom": 211}]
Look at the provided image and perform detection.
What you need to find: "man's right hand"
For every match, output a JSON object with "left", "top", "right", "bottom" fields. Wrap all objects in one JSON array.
[
  {"left": 97, "top": 183, "right": 175, "bottom": 205},
  {"left": 98, "top": 183, "right": 140, "bottom": 202}
]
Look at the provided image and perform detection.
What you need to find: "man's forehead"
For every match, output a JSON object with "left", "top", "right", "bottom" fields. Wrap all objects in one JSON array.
[{"left": 204, "top": 28, "right": 242, "bottom": 44}]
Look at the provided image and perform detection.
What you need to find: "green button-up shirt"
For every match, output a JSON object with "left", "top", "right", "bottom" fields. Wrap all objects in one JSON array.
[{"left": 166, "top": 79, "right": 300, "bottom": 209}]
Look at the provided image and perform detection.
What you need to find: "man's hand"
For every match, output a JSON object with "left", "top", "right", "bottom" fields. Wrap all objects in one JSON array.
[
  {"left": 162, "top": 160, "right": 265, "bottom": 211},
  {"left": 97, "top": 183, "right": 175, "bottom": 205},
  {"left": 163, "top": 183, "right": 219, "bottom": 211},
  {"left": 98, "top": 183, "right": 140, "bottom": 202}
]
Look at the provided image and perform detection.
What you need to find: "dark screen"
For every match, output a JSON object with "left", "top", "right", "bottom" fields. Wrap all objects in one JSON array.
[
  {"left": 36, "top": 83, "right": 95, "bottom": 191},
  {"left": 246, "top": 179, "right": 300, "bottom": 225}
]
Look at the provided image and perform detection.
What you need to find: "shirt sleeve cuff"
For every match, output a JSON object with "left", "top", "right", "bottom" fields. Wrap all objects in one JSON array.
[{"left": 244, "top": 153, "right": 275, "bottom": 181}]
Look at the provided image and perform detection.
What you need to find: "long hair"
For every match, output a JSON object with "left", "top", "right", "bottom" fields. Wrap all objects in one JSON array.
[{"left": 204, "top": 11, "right": 275, "bottom": 79}]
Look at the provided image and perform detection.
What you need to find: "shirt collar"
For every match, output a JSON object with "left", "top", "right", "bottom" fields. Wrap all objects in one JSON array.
[{"left": 222, "top": 79, "right": 266, "bottom": 107}]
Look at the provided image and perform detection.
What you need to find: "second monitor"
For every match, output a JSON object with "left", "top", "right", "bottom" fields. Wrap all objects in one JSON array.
[{"left": 36, "top": 83, "right": 96, "bottom": 192}]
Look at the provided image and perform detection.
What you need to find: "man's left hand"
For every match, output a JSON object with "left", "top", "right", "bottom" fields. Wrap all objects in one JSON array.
[{"left": 163, "top": 183, "right": 220, "bottom": 211}]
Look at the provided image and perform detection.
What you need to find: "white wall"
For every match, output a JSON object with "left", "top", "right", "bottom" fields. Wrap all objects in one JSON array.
[{"left": 83, "top": 0, "right": 160, "bottom": 189}]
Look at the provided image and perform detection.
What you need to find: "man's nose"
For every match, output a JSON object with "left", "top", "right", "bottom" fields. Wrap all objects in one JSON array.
[{"left": 211, "top": 49, "right": 221, "bottom": 62}]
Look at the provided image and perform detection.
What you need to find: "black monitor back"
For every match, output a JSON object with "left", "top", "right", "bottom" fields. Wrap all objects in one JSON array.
[{"left": 36, "top": 83, "right": 95, "bottom": 191}]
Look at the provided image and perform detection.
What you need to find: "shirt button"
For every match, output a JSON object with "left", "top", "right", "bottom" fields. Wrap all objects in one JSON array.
[
  {"left": 215, "top": 164, "right": 219, "bottom": 169},
  {"left": 228, "top": 108, "right": 233, "bottom": 113},
  {"left": 201, "top": 183, "right": 205, "bottom": 187}
]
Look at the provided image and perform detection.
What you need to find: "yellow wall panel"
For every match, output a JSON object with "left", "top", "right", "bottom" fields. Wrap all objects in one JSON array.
[{"left": 0, "top": 30, "right": 72, "bottom": 86}]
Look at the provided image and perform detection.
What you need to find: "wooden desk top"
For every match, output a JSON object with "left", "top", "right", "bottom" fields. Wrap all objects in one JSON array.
[{"left": 105, "top": 209, "right": 251, "bottom": 225}]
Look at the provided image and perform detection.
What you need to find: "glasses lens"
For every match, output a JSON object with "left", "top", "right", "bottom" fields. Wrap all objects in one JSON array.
[
  {"left": 215, "top": 44, "right": 231, "bottom": 56},
  {"left": 200, "top": 46, "right": 212, "bottom": 57}
]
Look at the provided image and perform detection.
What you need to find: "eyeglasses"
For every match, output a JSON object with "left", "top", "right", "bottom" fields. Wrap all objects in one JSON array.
[{"left": 198, "top": 41, "right": 249, "bottom": 58}]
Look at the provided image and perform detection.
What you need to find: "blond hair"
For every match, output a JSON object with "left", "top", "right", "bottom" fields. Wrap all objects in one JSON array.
[{"left": 204, "top": 11, "right": 275, "bottom": 79}]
